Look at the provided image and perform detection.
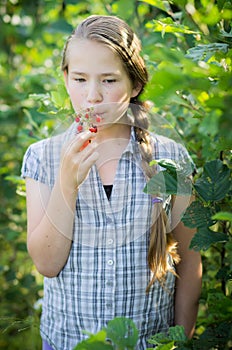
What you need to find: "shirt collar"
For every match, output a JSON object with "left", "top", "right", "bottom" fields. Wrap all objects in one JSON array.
[{"left": 122, "top": 127, "right": 142, "bottom": 162}]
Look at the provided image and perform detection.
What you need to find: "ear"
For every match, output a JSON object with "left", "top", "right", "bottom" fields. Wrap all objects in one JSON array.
[{"left": 131, "top": 82, "right": 142, "bottom": 98}]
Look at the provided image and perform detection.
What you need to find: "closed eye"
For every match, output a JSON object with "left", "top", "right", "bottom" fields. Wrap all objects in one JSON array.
[
  {"left": 74, "top": 78, "right": 86, "bottom": 82},
  {"left": 103, "top": 79, "right": 116, "bottom": 83}
]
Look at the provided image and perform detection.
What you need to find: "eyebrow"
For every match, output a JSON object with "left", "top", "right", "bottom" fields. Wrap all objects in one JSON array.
[{"left": 69, "top": 71, "right": 120, "bottom": 76}]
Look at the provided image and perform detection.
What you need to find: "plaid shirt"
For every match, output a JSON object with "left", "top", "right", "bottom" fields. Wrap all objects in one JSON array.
[{"left": 21, "top": 123, "right": 193, "bottom": 350}]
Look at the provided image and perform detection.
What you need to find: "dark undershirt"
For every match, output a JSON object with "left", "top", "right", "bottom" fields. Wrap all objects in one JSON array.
[{"left": 103, "top": 184, "right": 113, "bottom": 200}]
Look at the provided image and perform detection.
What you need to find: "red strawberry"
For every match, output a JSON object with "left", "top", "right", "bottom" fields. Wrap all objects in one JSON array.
[
  {"left": 75, "top": 116, "right": 80, "bottom": 123},
  {"left": 89, "top": 126, "right": 98, "bottom": 133},
  {"left": 77, "top": 125, "right": 83, "bottom": 132},
  {"left": 96, "top": 116, "right": 101, "bottom": 123}
]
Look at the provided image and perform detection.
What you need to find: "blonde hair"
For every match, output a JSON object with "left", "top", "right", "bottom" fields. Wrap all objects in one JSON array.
[{"left": 61, "top": 15, "right": 180, "bottom": 292}]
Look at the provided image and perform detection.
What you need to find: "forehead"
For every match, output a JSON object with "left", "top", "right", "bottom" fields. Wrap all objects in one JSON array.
[{"left": 66, "top": 38, "right": 124, "bottom": 71}]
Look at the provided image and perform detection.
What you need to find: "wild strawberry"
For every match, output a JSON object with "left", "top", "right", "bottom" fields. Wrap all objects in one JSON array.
[
  {"left": 89, "top": 126, "right": 98, "bottom": 133},
  {"left": 74, "top": 108, "right": 99, "bottom": 132}
]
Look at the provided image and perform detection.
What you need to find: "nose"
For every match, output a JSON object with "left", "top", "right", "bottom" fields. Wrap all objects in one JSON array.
[{"left": 87, "top": 81, "right": 103, "bottom": 104}]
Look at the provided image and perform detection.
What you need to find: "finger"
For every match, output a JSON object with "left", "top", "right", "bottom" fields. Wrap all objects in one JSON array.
[
  {"left": 76, "top": 151, "right": 99, "bottom": 185},
  {"left": 64, "top": 131, "right": 96, "bottom": 155},
  {"left": 74, "top": 139, "right": 98, "bottom": 163},
  {"left": 75, "top": 131, "right": 97, "bottom": 152},
  {"left": 84, "top": 151, "right": 99, "bottom": 167}
]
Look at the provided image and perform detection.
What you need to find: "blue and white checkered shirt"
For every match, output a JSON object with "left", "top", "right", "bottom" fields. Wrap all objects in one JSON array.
[{"left": 21, "top": 123, "right": 193, "bottom": 350}]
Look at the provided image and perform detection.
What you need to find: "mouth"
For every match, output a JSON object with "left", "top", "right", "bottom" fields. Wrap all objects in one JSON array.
[{"left": 91, "top": 111, "right": 104, "bottom": 118}]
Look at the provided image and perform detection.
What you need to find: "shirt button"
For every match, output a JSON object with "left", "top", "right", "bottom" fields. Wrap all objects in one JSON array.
[
  {"left": 106, "top": 217, "right": 112, "bottom": 224},
  {"left": 107, "top": 259, "right": 114, "bottom": 266},
  {"left": 107, "top": 239, "right": 113, "bottom": 245},
  {"left": 106, "top": 280, "right": 113, "bottom": 287}
]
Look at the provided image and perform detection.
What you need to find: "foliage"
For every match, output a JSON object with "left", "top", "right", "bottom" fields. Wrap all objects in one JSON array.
[
  {"left": 72, "top": 319, "right": 189, "bottom": 350},
  {"left": 73, "top": 317, "right": 138, "bottom": 350},
  {"left": 146, "top": 158, "right": 232, "bottom": 348},
  {"left": 0, "top": 0, "right": 232, "bottom": 349}
]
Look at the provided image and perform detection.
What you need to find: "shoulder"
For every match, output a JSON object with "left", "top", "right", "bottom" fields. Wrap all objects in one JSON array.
[
  {"left": 26, "top": 133, "right": 62, "bottom": 153},
  {"left": 21, "top": 126, "right": 72, "bottom": 182},
  {"left": 24, "top": 123, "right": 75, "bottom": 159},
  {"left": 149, "top": 132, "right": 195, "bottom": 176},
  {"left": 150, "top": 132, "right": 191, "bottom": 160},
  {"left": 22, "top": 136, "right": 60, "bottom": 167}
]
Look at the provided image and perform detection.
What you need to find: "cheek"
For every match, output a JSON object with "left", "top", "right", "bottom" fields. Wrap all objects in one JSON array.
[
  {"left": 107, "top": 87, "right": 132, "bottom": 103},
  {"left": 68, "top": 87, "right": 84, "bottom": 106}
]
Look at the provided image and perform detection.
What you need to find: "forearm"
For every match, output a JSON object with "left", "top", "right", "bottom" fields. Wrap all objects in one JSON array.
[
  {"left": 174, "top": 254, "right": 202, "bottom": 338},
  {"left": 26, "top": 132, "right": 98, "bottom": 276},
  {"left": 27, "top": 178, "right": 78, "bottom": 277},
  {"left": 171, "top": 195, "right": 202, "bottom": 337}
]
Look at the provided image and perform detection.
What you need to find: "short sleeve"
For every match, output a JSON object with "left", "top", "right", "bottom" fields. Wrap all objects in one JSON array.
[
  {"left": 152, "top": 134, "right": 195, "bottom": 177},
  {"left": 21, "top": 140, "right": 49, "bottom": 185},
  {"left": 175, "top": 142, "right": 195, "bottom": 177},
  {"left": 21, "top": 126, "right": 73, "bottom": 188}
]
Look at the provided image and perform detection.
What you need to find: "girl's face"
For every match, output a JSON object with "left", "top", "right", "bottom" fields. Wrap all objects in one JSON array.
[{"left": 64, "top": 39, "right": 140, "bottom": 127}]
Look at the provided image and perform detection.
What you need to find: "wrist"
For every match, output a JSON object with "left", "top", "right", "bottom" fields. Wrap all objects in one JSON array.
[{"left": 56, "top": 176, "right": 79, "bottom": 207}]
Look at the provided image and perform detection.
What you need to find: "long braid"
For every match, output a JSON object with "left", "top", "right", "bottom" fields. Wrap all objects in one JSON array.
[{"left": 132, "top": 102, "right": 180, "bottom": 293}]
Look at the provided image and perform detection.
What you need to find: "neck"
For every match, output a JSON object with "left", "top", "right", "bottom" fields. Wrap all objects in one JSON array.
[{"left": 96, "top": 123, "right": 131, "bottom": 143}]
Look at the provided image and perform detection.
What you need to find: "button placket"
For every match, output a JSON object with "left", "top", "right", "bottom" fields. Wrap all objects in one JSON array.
[
  {"left": 105, "top": 232, "right": 116, "bottom": 318},
  {"left": 107, "top": 238, "right": 114, "bottom": 246}
]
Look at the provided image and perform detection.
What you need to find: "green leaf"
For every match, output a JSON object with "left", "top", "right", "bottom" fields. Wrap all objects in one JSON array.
[
  {"left": 144, "top": 170, "right": 192, "bottom": 196},
  {"left": 148, "top": 326, "right": 187, "bottom": 348},
  {"left": 73, "top": 341, "right": 112, "bottom": 350},
  {"left": 148, "top": 17, "right": 198, "bottom": 36},
  {"left": 106, "top": 317, "right": 138, "bottom": 348},
  {"left": 50, "top": 84, "right": 69, "bottom": 108},
  {"left": 168, "top": 326, "right": 188, "bottom": 342},
  {"left": 207, "top": 292, "right": 232, "bottom": 321},
  {"left": 112, "top": 0, "right": 134, "bottom": 20},
  {"left": 5, "top": 175, "right": 25, "bottom": 185},
  {"left": 216, "top": 266, "right": 232, "bottom": 282},
  {"left": 193, "top": 160, "right": 231, "bottom": 202},
  {"left": 153, "top": 159, "right": 180, "bottom": 172},
  {"left": 181, "top": 201, "right": 215, "bottom": 228},
  {"left": 139, "top": 0, "right": 172, "bottom": 13},
  {"left": 16, "top": 242, "right": 27, "bottom": 252},
  {"left": 19, "top": 274, "right": 36, "bottom": 288},
  {"left": 148, "top": 331, "right": 170, "bottom": 345},
  {"left": 150, "top": 158, "right": 194, "bottom": 176},
  {"left": 6, "top": 230, "right": 20, "bottom": 241},
  {"left": 195, "top": 321, "right": 232, "bottom": 349},
  {"left": 73, "top": 330, "right": 113, "bottom": 350},
  {"left": 155, "top": 342, "right": 175, "bottom": 350},
  {"left": 46, "top": 19, "right": 73, "bottom": 34},
  {"left": 190, "top": 227, "right": 228, "bottom": 251},
  {"left": 212, "top": 211, "right": 232, "bottom": 222},
  {"left": 186, "top": 43, "right": 229, "bottom": 62}
]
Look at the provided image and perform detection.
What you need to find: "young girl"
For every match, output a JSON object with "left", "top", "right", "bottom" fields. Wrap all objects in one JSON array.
[{"left": 22, "top": 15, "right": 202, "bottom": 350}]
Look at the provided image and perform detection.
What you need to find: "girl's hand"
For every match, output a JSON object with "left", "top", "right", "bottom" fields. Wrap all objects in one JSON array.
[{"left": 59, "top": 131, "right": 99, "bottom": 194}]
